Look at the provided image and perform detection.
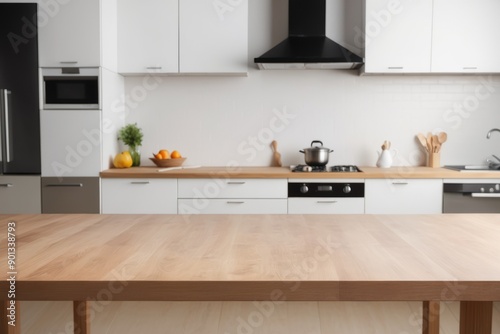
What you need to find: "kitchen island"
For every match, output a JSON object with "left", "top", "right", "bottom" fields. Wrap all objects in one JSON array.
[{"left": 1, "top": 214, "right": 500, "bottom": 334}]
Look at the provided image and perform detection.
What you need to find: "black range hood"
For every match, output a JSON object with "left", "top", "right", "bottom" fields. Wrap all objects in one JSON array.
[{"left": 254, "top": 0, "right": 363, "bottom": 70}]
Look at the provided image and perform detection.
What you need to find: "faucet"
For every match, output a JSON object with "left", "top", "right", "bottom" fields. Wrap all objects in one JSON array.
[{"left": 486, "top": 128, "right": 500, "bottom": 139}]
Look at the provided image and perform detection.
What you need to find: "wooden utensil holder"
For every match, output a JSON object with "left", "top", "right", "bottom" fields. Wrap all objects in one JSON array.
[{"left": 428, "top": 152, "right": 440, "bottom": 168}]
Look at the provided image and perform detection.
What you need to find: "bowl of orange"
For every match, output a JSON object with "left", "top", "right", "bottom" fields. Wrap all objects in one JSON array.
[{"left": 150, "top": 150, "right": 186, "bottom": 167}]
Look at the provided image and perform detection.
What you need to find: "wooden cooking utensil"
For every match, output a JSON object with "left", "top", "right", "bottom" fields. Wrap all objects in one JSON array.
[
  {"left": 270, "top": 140, "right": 282, "bottom": 167},
  {"left": 438, "top": 132, "right": 447, "bottom": 145},
  {"left": 417, "top": 133, "right": 428, "bottom": 151},
  {"left": 432, "top": 135, "right": 439, "bottom": 153},
  {"left": 426, "top": 133, "right": 433, "bottom": 152}
]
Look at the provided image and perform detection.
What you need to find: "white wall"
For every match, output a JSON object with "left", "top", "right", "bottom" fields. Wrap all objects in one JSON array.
[{"left": 122, "top": 0, "right": 500, "bottom": 168}]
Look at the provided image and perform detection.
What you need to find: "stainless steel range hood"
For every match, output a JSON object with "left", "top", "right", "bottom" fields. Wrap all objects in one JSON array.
[{"left": 254, "top": 0, "right": 363, "bottom": 70}]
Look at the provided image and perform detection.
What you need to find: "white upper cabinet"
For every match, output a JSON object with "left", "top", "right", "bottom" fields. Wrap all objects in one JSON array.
[
  {"left": 364, "top": 0, "right": 500, "bottom": 74},
  {"left": 431, "top": 0, "right": 500, "bottom": 73},
  {"left": 179, "top": 0, "right": 248, "bottom": 74},
  {"left": 364, "top": 0, "right": 433, "bottom": 73},
  {"left": 38, "top": 0, "right": 101, "bottom": 67},
  {"left": 117, "top": 0, "right": 248, "bottom": 75},
  {"left": 117, "top": 0, "right": 179, "bottom": 74}
]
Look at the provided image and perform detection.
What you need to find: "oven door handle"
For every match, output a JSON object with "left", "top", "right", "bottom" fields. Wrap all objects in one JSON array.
[{"left": 470, "top": 193, "right": 500, "bottom": 198}]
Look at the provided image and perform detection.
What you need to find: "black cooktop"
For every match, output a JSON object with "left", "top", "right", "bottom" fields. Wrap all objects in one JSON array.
[{"left": 292, "top": 165, "right": 362, "bottom": 173}]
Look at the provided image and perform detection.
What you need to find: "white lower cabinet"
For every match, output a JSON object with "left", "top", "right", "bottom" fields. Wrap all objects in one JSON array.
[
  {"left": 365, "top": 179, "right": 443, "bottom": 214},
  {"left": 288, "top": 198, "right": 365, "bottom": 214},
  {"left": 102, "top": 179, "right": 177, "bottom": 214},
  {"left": 178, "top": 199, "right": 287, "bottom": 214},
  {"left": 0, "top": 176, "right": 41, "bottom": 214},
  {"left": 178, "top": 179, "right": 287, "bottom": 214}
]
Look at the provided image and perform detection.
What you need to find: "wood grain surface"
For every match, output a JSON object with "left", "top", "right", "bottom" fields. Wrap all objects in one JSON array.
[
  {"left": 1, "top": 214, "right": 500, "bottom": 302},
  {"left": 99, "top": 166, "right": 500, "bottom": 179}
]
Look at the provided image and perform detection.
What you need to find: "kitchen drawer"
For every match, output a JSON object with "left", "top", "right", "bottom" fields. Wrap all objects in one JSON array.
[
  {"left": 102, "top": 179, "right": 177, "bottom": 214},
  {"left": 0, "top": 176, "right": 41, "bottom": 214},
  {"left": 178, "top": 179, "right": 287, "bottom": 199},
  {"left": 365, "top": 179, "right": 442, "bottom": 214},
  {"left": 288, "top": 198, "right": 365, "bottom": 214},
  {"left": 42, "top": 177, "right": 100, "bottom": 214},
  {"left": 178, "top": 199, "right": 287, "bottom": 214}
]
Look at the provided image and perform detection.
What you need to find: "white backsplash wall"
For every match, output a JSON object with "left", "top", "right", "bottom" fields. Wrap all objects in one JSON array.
[{"left": 123, "top": 1, "right": 500, "bottom": 168}]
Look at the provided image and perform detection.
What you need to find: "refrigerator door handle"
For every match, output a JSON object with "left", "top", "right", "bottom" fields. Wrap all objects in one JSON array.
[
  {"left": 0, "top": 89, "right": 4, "bottom": 168},
  {"left": 3, "top": 90, "right": 12, "bottom": 163}
]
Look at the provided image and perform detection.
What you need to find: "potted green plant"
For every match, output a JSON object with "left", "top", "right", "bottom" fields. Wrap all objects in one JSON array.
[{"left": 118, "top": 123, "right": 143, "bottom": 166}]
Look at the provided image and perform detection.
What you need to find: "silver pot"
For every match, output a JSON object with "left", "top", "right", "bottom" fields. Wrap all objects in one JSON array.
[{"left": 300, "top": 140, "right": 334, "bottom": 166}]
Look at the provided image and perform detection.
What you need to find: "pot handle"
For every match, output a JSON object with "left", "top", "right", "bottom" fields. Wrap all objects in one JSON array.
[
  {"left": 299, "top": 150, "right": 305, "bottom": 154},
  {"left": 311, "top": 140, "right": 323, "bottom": 147}
]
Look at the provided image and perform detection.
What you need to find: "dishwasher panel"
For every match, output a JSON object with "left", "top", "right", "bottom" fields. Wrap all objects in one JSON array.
[{"left": 42, "top": 177, "right": 100, "bottom": 213}]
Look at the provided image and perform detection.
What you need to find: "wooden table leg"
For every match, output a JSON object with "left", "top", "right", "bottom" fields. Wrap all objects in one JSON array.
[
  {"left": 74, "top": 301, "right": 90, "bottom": 334},
  {"left": 1, "top": 300, "right": 20, "bottom": 334},
  {"left": 460, "top": 301, "right": 493, "bottom": 334},
  {"left": 422, "top": 301, "right": 440, "bottom": 334}
]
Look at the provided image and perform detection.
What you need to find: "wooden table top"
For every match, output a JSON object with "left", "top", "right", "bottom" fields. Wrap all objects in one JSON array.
[
  {"left": 1, "top": 214, "right": 500, "bottom": 302},
  {"left": 100, "top": 166, "right": 500, "bottom": 179}
]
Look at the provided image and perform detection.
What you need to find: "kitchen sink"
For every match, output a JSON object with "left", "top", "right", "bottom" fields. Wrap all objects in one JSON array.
[{"left": 444, "top": 165, "right": 500, "bottom": 172}]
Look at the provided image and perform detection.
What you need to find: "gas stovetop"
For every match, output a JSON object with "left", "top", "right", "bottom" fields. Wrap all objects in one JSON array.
[{"left": 291, "top": 165, "right": 362, "bottom": 173}]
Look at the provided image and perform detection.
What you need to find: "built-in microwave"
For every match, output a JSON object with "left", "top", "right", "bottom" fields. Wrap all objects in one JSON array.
[{"left": 42, "top": 67, "right": 99, "bottom": 110}]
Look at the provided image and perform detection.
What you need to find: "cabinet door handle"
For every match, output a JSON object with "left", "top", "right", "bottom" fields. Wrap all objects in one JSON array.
[
  {"left": 316, "top": 200, "right": 337, "bottom": 204},
  {"left": 146, "top": 66, "right": 162, "bottom": 70},
  {"left": 227, "top": 201, "right": 245, "bottom": 204},
  {"left": 392, "top": 182, "right": 408, "bottom": 185},
  {"left": 45, "top": 183, "right": 83, "bottom": 187},
  {"left": 227, "top": 181, "right": 245, "bottom": 185},
  {"left": 60, "top": 61, "right": 78, "bottom": 64},
  {"left": 130, "top": 181, "right": 150, "bottom": 185},
  {"left": 0, "top": 183, "right": 13, "bottom": 188},
  {"left": 463, "top": 67, "right": 477, "bottom": 70},
  {"left": 388, "top": 67, "right": 404, "bottom": 70}
]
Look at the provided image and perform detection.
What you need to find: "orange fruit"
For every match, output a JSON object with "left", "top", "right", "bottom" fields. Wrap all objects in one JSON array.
[
  {"left": 158, "top": 149, "right": 170, "bottom": 159},
  {"left": 153, "top": 152, "right": 162, "bottom": 159},
  {"left": 171, "top": 150, "right": 181, "bottom": 159}
]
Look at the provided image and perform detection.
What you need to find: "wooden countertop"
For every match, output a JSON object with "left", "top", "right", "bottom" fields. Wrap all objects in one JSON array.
[
  {"left": 1, "top": 214, "right": 500, "bottom": 302},
  {"left": 99, "top": 166, "right": 500, "bottom": 179}
]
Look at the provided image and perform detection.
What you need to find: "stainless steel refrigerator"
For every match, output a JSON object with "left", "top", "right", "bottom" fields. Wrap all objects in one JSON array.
[{"left": 0, "top": 3, "right": 41, "bottom": 213}]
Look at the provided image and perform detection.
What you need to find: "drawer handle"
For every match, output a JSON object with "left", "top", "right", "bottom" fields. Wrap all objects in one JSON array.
[
  {"left": 131, "top": 181, "right": 150, "bottom": 185},
  {"left": 392, "top": 182, "right": 408, "bottom": 185},
  {"left": 146, "top": 66, "right": 162, "bottom": 70},
  {"left": 463, "top": 67, "right": 477, "bottom": 70},
  {"left": 0, "top": 183, "right": 13, "bottom": 188},
  {"left": 60, "top": 61, "right": 78, "bottom": 64},
  {"left": 227, "top": 182, "right": 246, "bottom": 185},
  {"left": 388, "top": 67, "right": 403, "bottom": 69},
  {"left": 46, "top": 183, "right": 83, "bottom": 187},
  {"left": 317, "top": 200, "right": 337, "bottom": 204},
  {"left": 227, "top": 201, "right": 245, "bottom": 204}
]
